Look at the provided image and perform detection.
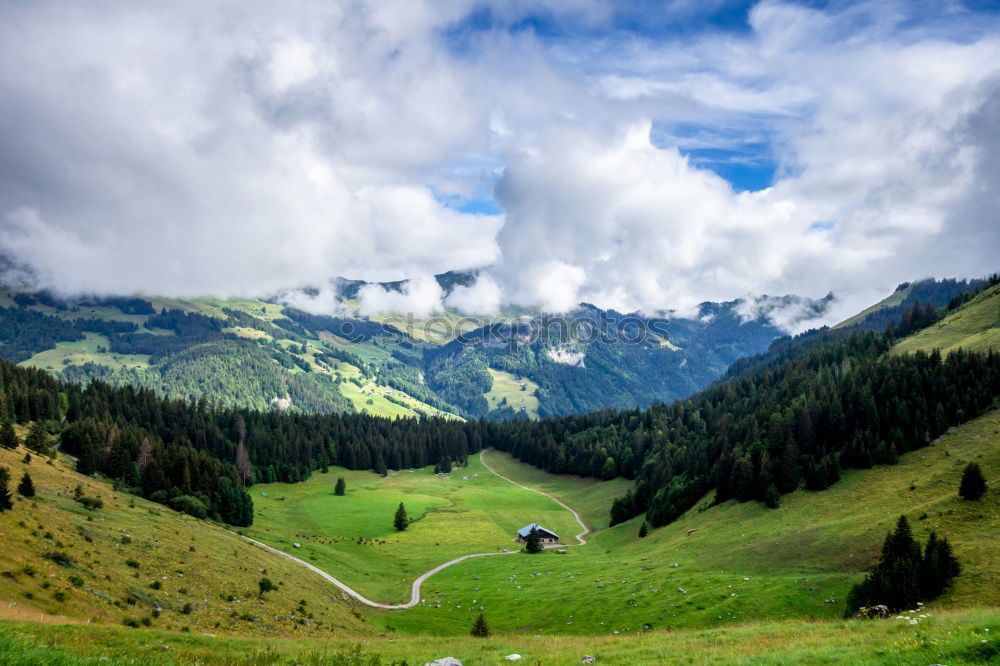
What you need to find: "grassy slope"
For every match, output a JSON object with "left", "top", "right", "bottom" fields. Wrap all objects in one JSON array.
[
  {"left": 377, "top": 411, "right": 999, "bottom": 636},
  {"left": 893, "top": 284, "right": 1000, "bottom": 356},
  {"left": 834, "top": 284, "right": 913, "bottom": 329},
  {"left": 484, "top": 369, "right": 540, "bottom": 418},
  {"left": 1, "top": 608, "right": 997, "bottom": 665},
  {"left": 244, "top": 455, "right": 580, "bottom": 602},
  {"left": 20, "top": 333, "right": 151, "bottom": 372},
  {"left": 0, "top": 446, "right": 371, "bottom": 638}
]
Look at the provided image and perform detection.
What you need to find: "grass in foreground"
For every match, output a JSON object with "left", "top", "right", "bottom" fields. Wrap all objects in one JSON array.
[{"left": 1, "top": 608, "right": 997, "bottom": 664}]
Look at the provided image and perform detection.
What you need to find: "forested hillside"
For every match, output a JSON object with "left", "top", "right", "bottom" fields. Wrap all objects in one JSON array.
[
  {"left": 2, "top": 289, "right": 997, "bottom": 532},
  {"left": 0, "top": 279, "right": 831, "bottom": 420}
]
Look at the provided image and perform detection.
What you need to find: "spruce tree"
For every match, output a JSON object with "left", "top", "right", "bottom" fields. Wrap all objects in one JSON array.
[
  {"left": 0, "top": 468, "right": 12, "bottom": 512},
  {"left": 334, "top": 477, "right": 346, "bottom": 496},
  {"left": 470, "top": 612, "right": 491, "bottom": 637},
  {"left": 24, "top": 422, "right": 49, "bottom": 455},
  {"left": 393, "top": 502, "right": 409, "bottom": 531},
  {"left": 524, "top": 526, "right": 543, "bottom": 554},
  {"left": 638, "top": 521, "right": 648, "bottom": 538},
  {"left": 17, "top": 472, "right": 35, "bottom": 498},
  {"left": 22, "top": 452, "right": 31, "bottom": 464},
  {"left": 764, "top": 484, "right": 781, "bottom": 509},
  {"left": 0, "top": 420, "right": 17, "bottom": 450},
  {"left": 959, "top": 463, "right": 987, "bottom": 500}
]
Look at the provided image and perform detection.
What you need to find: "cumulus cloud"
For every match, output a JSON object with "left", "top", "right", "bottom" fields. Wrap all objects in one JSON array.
[
  {"left": 444, "top": 272, "right": 503, "bottom": 314},
  {"left": 0, "top": 0, "right": 997, "bottom": 324},
  {"left": 357, "top": 275, "right": 445, "bottom": 318}
]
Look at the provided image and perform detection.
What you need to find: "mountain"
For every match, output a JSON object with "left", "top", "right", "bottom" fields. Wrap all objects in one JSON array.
[
  {"left": 0, "top": 281, "right": 833, "bottom": 419},
  {"left": 892, "top": 280, "right": 1000, "bottom": 356},
  {"left": 834, "top": 277, "right": 986, "bottom": 331}
]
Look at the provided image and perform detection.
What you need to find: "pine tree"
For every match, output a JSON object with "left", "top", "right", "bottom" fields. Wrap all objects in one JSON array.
[
  {"left": 764, "top": 484, "right": 781, "bottom": 509},
  {"left": 24, "top": 422, "right": 49, "bottom": 455},
  {"left": 638, "top": 521, "right": 648, "bottom": 538},
  {"left": 22, "top": 452, "right": 31, "bottom": 464},
  {"left": 524, "top": 526, "right": 543, "bottom": 554},
  {"left": 959, "top": 463, "right": 987, "bottom": 500},
  {"left": 393, "top": 502, "right": 409, "bottom": 531},
  {"left": 0, "top": 420, "right": 17, "bottom": 450},
  {"left": 334, "top": 477, "right": 346, "bottom": 496},
  {"left": 470, "top": 612, "right": 491, "bottom": 637},
  {"left": 0, "top": 468, "right": 12, "bottom": 512},
  {"left": 17, "top": 472, "right": 35, "bottom": 498}
]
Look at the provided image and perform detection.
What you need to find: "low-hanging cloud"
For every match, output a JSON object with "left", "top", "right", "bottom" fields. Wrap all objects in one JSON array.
[{"left": 0, "top": 0, "right": 997, "bottom": 327}]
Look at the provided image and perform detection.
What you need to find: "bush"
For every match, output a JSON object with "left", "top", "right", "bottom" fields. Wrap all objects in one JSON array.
[
  {"left": 122, "top": 617, "right": 140, "bottom": 628},
  {"left": 259, "top": 577, "right": 275, "bottom": 595},
  {"left": 125, "top": 559, "right": 140, "bottom": 569},
  {"left": 181, "top": 602, "right": 193, "bottom": 615},
  {"left": 149, "top": 580, "right": 162, "bottom": 590},
  {"left": 42, "top": 551, "right": 75, "bottom": 567},
  {"left": 75, "top": 495, "right": 103, "bottom": 510},
  {"left": 170, "top": 495, "right": 208, "bottom": 519}
]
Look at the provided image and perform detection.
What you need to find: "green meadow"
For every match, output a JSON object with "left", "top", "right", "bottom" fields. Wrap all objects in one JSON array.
[
  {"left": 244, "top": 454, "right": 580, "bottom": 602},
  {"left": 372, "top": 410, "right": 1000, "bottom": 636},
  {"left": 893, "top": 284, "right": 1000, "bottom": 356}
]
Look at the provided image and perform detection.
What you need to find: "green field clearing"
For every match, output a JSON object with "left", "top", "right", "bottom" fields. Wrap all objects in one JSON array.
[
  {"left": 482, "top": 450, "right": 632, "bottom": 531},
  {"left": 20, "top": 333, "right": 151, "bottom": 371},
  {"left": 377, "top": 410, "right": 999, "bottom": 635},
  {"left": 485, "top": 369, "right": 540, "bottom": 418},
  {"left": 893, "top": 284, "right": 1000, "bottom": 356},
  {"left": 245, "top": 454, "right": 580, "bottom": 602}
]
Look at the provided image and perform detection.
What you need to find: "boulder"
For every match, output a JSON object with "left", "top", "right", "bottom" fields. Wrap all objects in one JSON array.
[
  {"left": 580, "top": 657, "right": 597, "bottom": 664},
  {"left": 424, "top": 659, "right": 462, "bottom": 666},
  {"left": 504, "top": 655, "right": 522, "bottom": 661}
]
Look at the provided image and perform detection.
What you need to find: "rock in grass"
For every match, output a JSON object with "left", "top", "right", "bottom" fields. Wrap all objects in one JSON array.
[
  {"left": 424, "top": 659, "right": 462, "bottom": 666},
  {"left": 580, "top": 657, "right": 597, "bottom": 664},
  {"left": 504, "top": 654, "right": 522, "bottom": 661}
]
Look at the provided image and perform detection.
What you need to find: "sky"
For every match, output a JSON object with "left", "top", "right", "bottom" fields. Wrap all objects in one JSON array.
[{"left": 1, "top": 0, "right": 998, "bottom": 328}]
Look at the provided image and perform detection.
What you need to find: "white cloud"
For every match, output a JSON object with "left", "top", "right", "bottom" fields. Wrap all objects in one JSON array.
[
  {"left": 444, "top": 272, "right": 503, "bottom": 314},
  {"left": 358, "top": 275, "right": 445, "bottom": 318},
  {"left": 0, "top": 0, "right": 997, "bottom": 324}
]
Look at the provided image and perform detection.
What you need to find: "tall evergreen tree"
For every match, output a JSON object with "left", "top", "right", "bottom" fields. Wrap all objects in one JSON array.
[
  {"left": 638, "top": 521, "right": 648, "bottom": 538},
  {"left": 524, "top": 526, "right": 543, "bottom": 554},
  {"left": 334, "top": 477, "right": 346, "bottom": 496},
  {"left": 0, "top": 468, "right": 12, "bottom": 511},
  {"left": 17, "top": 471, "right": 35, "bottom": 498},
  {"left": 0, "top": 420, "right": 17, "bottom": 450},
  {"left": 393, "top": 502, "right": 409, "bottom": 531},
  {"left": 24, "top": 422, "right": 49, "bottom": 455},
  {"left": 959, "top": 463, "right": 987, "bottom": 500}
]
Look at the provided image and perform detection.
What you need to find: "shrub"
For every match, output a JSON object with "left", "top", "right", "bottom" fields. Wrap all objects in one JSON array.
[
  {"left": 76, "top": 495, "right": 103, "bottom": 511},
  {"left": 149, "top": 580, "right": 162, "bottom": 590},
  {"left": 170, "top": 495, "right": 208, "bottom": 519},
  {"left": 42, "top": 551, "right": 75, "bottom": 567},
  {"left": 125, "top": 558, "right": 140, "bottom": 569},
  {"left": 258, "top": 577, "right": 275, "bottom": 595},
  {"left": 68, "top": 575, "right": 84, "bottom": 588},
  {"left": 122, "top": 617, "right": 140, "bottom": 628},
  {"left": 53, "top": 591, "right": 67, "bottom": 602},
  {"left": 181, "top": 602, "right": 193, "bottom": 615}
]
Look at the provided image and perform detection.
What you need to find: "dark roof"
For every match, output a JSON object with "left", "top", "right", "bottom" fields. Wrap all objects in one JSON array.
[{"left": 517, "top": 523, "right": 558, "bottom": 538}]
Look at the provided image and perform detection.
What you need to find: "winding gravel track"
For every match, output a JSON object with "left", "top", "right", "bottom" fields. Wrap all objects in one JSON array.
[{"left": 239, "top": 449, "right": 588, "bottom": 610}]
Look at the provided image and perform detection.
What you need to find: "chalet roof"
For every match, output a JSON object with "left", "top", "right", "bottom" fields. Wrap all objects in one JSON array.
[{"left": 517, "top": 523, "right": 558, "bottom": 538}]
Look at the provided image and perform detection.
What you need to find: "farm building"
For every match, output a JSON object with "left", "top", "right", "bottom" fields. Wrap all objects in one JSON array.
[{"left": 516, "top": 523, "right": 559, "bottom": 544}]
